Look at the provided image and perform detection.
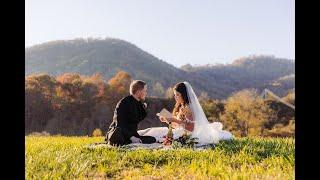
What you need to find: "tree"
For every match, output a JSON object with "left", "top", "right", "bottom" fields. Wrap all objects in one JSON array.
[
  {"left": 25, "top": 71, "right": 132, "bottom": 135},
  {"left": 108, "top": 71, "right": 132, "bottom": 96},
  {"left": 153, "top": 82, "right": 165, "bottom": 97},
  {"left": 198, "top": 91, "right": 209, "bottom": 102},
  {"left": 25, "top": 74, "right": 57, "bottom": 134},
  {"left": 107, "top": 71, "right": 132, "bottom": 109},
  {"left": 201, "top": 99, "right": 225, "bottom": 122},
  {"left": 165, "top": 87, "right": 174, "bottom": 99},
  {"left": 221, "top": 89, "right": 274, "bottom": 137},
  {"left": 282, "top": 89, "right": 295, "bottom": 105}
]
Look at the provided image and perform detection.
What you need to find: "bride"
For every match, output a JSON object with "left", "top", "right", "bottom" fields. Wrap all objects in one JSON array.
[{"left": 138, "top": 82, "right": 233, "bottom": 145}]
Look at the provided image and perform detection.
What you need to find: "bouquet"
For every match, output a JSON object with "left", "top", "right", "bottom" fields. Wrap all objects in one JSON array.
[
  {"left": 162, "top": 136, "right": 174, "bottom": 146},
  {"left": 162, "top": 122, "right": 174, "bottom": 146},
  {"left": 172, "top": 133, "right": 198, "bottom": 148},
  {"left": 162, "top": 126, "right": 199, "bottom": 148}
]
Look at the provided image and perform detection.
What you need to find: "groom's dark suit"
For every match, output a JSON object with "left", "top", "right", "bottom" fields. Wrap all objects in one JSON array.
[{"left": 105, "top": 95, "right": 156, "bottom": 146}]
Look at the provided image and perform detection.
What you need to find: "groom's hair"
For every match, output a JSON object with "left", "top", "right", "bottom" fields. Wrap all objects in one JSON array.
[{"left": 130, "top": 80, "right": 146, "bottom": 95}]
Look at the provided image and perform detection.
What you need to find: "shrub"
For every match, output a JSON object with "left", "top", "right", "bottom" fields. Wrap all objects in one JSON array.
[
  {"left": 264, "top": 120, "right": 295, "bottom": 137},
  {"left": 92, "top": 128, "right": 103, "bottom": 137}
]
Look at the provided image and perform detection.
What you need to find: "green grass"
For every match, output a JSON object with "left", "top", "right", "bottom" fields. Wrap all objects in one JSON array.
[{"left": 25, "top": 136, "right": 294, "bottom": 179}]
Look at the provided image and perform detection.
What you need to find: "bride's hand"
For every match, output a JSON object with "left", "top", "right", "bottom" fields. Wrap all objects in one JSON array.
[
  {"left": 165, "top": 117, "right": 176, "bottom": 123},
  {"left": 159, "top": 116, "right": 168, "bottom": 123}
]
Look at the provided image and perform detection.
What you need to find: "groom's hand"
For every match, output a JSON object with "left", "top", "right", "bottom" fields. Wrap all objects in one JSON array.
[{"left": 130, "top": 136, "right": 142, "bottom": 143}]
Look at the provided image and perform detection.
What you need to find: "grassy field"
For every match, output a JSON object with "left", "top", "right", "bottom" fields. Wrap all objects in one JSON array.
[{"left": 25, "top": 136, "right": 294, "bottom": 179}]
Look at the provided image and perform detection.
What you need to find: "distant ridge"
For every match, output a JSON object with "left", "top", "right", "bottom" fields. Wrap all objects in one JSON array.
[{"left": 26, "top": 38, "right": 295, "bottom": 99}]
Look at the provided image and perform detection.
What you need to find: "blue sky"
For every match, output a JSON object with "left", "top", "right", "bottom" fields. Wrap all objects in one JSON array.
[{"left": 26, "top": 0, "right": 295, "bottom": 67}]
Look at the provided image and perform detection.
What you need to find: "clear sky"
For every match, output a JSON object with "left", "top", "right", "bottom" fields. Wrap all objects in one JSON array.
[{"left": 26, "top": 0, "right": 295, "bottom": 67}]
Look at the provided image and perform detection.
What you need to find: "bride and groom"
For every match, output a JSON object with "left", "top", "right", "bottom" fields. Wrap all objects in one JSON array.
[{"left": 105, "top": 80, "right": 233, "bottom": 146}]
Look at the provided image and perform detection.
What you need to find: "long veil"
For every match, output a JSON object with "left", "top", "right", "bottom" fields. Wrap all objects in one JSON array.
[{"left": 184, "top": 82, "right": 221, "bottom": 144}]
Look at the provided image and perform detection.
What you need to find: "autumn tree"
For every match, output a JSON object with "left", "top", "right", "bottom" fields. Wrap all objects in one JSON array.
[
  {"left": 282, "top": 89, "right": 295, "bottom": 105},
  {"left": 165, "top": 87, "right": 174, "bottom": 99},
  {"left": 25, "top": 74, "right": 57, "bottom": 133},
  {"left": 198, "top": 91, "right": 210, "bottom": 102},
  {"left": 201, "top": 99, "right": 225, "bottom": 122},
  {"left": 107, "top": 71, "right": 132, "bottom": 108},
  {"left": 221, "top": 89, "right": 274, "bottom": 137}
]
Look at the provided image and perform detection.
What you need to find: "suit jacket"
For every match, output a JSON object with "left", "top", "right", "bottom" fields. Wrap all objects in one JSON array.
[{"left": 106, "top": 95, "right": 147, "bottom": 144}]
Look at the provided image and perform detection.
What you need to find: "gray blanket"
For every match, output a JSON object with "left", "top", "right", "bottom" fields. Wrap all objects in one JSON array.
[{"left": 86, "top": 142, "right": 215, "bottom": 151}]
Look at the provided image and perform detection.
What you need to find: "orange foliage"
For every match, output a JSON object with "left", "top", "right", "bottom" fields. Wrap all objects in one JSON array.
[{"left": 108, "top": 71, "right": 132, "bottom": 96}]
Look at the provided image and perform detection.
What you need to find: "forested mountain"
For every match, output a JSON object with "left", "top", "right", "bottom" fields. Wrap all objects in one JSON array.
[
  {"left": 26, "top": 38, "right": 294, "bottom": 99},
  {"left": 180, "top": 55, "right": 295, "bottom": 97}
]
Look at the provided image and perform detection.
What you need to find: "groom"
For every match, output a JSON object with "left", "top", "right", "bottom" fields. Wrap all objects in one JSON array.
[{"left": 105, "top": 80, "right": 156, "bottom": 146}]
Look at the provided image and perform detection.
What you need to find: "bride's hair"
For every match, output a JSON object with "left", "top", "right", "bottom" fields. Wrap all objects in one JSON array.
[{"left": 172, "top": 82, "right": 189, "bottom": 116}]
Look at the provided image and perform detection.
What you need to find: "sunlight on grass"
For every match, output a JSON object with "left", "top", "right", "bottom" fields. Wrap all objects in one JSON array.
[{"left": 25, "top": 136, "right": 294, "bottom": 179}]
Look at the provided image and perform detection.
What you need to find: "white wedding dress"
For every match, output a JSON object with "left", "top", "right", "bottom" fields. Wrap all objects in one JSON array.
[{"left": 138, "top": 82, "right": 233, "bottom": 145}]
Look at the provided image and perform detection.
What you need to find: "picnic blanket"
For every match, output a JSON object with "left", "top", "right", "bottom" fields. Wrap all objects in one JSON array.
[{"left": 85, "top": 142, "right": 215, "bottom": 151}]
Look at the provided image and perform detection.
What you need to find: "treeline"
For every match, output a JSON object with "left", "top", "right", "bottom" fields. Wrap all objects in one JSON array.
[
  {"left": 25, "top": 71, "right": 294, "bottom": 137},
  {"left": 201, "top": 89, "right": 294, "bottom": 137},
  {"left": 25, "top": 71, "right": 175, "bottom": 135}
]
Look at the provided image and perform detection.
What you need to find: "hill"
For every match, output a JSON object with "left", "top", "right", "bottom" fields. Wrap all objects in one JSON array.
[{"left": 26, "top": 38, "right": 294, "bottom": 99}]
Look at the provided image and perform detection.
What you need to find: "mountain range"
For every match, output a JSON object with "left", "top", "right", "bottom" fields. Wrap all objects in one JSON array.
[{"left": 25, "top": 38, "right": 295, "bottom": 99}]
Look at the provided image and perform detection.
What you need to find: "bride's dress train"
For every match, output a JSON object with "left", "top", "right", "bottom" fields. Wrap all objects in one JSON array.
[{"left": 138, "top": 122, "right": 233, "bottom": 144}]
